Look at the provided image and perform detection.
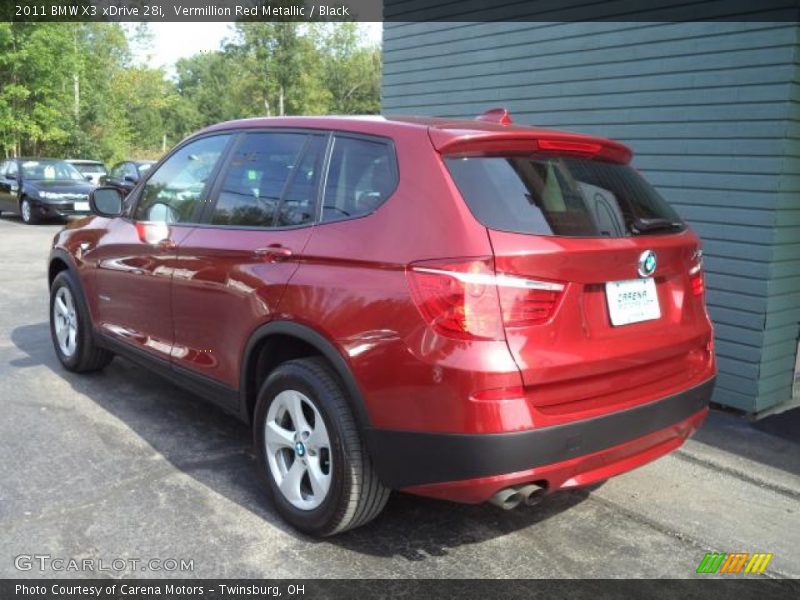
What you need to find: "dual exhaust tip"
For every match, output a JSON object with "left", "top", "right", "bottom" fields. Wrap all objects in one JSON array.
[{"left": 488, "top": 482, "right": 547, "bottom": 510}]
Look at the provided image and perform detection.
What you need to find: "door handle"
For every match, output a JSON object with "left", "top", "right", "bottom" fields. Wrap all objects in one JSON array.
[{"left": 254, "top": 244, "right": 293, "bottom": 262}]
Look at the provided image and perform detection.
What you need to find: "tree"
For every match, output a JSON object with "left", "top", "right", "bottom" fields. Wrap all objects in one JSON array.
[
  {"left": 0, "top": 22, "right": 382, "bottom": 162},
  {"left": 316, "top": 23, "right": 381, "bottom": 115}
]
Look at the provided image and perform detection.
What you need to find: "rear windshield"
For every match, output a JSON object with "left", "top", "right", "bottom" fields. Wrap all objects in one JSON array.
[
  {"left": 444, "top": 155, "right": 685, "bottom": 237},
  {"left": 73, "top": 164, "right": 106, "bottom": 174}
]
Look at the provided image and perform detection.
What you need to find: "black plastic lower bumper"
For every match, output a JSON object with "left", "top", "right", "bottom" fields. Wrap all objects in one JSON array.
[
  {"left": 366, "top": 377, "right": 715, "bottom": 489},
  {"left": 32, "top": 199, "right": 90, "bottom": 218}
]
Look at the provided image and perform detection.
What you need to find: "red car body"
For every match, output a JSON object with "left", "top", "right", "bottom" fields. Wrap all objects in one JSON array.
[{"left": 49, "top": 112, "right": 715, "bottom": 506}]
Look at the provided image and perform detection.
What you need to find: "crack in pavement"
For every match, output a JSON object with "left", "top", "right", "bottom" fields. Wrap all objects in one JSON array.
[
  {"left": 584, "top": 493, "right": 794, "bottom": 579},
  {"left": 672, "top": 449, "right": 800, "bottom": 502}
]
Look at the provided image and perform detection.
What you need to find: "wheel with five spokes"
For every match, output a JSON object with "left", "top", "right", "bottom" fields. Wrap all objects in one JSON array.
[
  {"left": 254, "top": 357, "right": 390, "bottom": 536},
  {"left": 49, "top": 270, "right": 113, "bottom": 372}
]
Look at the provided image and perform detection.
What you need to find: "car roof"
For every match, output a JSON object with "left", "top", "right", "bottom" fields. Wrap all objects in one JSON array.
[
  {"left": 66, "top": 159, "right": 104, "bottom": 164},
  {"left": 11, "top": 157, "right": 66, "bottom": 161},
  {"left": 196, "top": 112, "right": 632, "bottom": 163}
]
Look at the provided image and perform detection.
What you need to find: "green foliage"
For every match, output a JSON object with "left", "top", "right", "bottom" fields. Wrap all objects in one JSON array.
[{"left": 0, "top": 22, "right": 381, "bottom": 163}]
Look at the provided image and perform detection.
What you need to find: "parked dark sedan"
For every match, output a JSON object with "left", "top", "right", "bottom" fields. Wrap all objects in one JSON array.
[
  {"left": 101, "top": 160, "right": 155, "bottom": 195},
  {"left": 0, "top": 158, "right": 95, "bottom": 224}
]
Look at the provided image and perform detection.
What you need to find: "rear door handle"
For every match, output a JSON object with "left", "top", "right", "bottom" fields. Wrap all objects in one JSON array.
[{"left": 254, "top": 245, "right": 293, "bottom": 262}]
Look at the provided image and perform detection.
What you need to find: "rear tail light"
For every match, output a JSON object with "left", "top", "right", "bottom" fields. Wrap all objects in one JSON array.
[
  {"left": 690, "top": 271, "right": 705, "bottom": 296},
  {"left": 689, "top": 249, "right": 704, "bottom": 296},
  {"left": 406, "top": 258, "right": 565, "bottom": 341},
  {"left": 496, "top": 274, "right": 565, "bottom": 327}
]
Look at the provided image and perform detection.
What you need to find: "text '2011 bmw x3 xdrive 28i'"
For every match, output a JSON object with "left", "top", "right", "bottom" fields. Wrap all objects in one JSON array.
[{"left": 48, "top": 109, "right": 715, "bottom": 536}]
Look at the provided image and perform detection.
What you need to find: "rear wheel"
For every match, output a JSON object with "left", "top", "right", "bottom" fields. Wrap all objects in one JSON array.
[
  {"left": 50, "top": 271, "right": 113, "bottom": 372},
  {"left": 20, "top": 197, "right": 38, "bottom": 224},
  {"left": 254, "top": 357, "right": 390, "bottom": 536}
]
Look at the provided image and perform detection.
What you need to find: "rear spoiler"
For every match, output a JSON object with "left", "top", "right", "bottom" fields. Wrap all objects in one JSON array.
[{"left": 428, "top": 129, "right": 633, "bottom": 164}]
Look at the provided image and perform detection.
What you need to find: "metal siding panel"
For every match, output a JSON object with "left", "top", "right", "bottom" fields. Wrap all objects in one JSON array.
[{"left": 384, "top": 24, "right": 798, "bottom": 73}]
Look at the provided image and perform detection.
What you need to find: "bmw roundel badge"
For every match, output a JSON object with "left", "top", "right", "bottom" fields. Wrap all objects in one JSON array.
[{"left": 638, "top": 250, "right": 657, "bottom": 278}]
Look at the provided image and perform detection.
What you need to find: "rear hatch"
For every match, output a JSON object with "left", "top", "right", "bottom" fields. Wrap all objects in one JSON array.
[{"left": 441, "top": 138, "right": 714, "bottom": 423}]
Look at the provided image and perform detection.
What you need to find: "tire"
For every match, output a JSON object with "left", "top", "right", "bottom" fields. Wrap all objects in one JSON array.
[
  {"left": 254, "top": 357, "right": 390, "bottom": 536},
  {"left": 49, "top": 270, "right": 113, "bottom": 373},
  {"left": 20, "top": 197, "right": 39, "bottom": 224}
]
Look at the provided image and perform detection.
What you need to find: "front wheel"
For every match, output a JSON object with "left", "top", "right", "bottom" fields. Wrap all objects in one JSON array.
[
  {"left": 50, "top": 271, "right": 113, "bottom": 372},
  {"left": 20, "top": 197, "right": 39, "bottom": 224},
  {"left": 254, "top": 357, "right": 390, "bottom": 536}
]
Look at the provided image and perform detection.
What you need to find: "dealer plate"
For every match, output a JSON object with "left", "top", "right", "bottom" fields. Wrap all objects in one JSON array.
[{"left": 605, "top": 278, "right": 661, "bottom": 326}]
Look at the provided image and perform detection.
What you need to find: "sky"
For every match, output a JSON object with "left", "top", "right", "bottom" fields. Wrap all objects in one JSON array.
[{"left": 129, "top": 22, "right": 383, "bottom": 73}]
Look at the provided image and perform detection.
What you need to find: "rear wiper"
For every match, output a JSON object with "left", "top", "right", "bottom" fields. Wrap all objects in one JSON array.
[{"left": 631, "top": 217, "right": 684, "bottom": 235}]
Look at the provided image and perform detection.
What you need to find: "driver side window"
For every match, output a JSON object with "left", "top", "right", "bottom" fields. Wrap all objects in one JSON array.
[{"left": 133, "top": 135, "right": 231, "bottom": 223}]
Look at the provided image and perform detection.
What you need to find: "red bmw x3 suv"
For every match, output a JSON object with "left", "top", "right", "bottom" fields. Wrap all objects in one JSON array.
[{"left": 48, "top": 109, "right": 715, "bottom": 535}]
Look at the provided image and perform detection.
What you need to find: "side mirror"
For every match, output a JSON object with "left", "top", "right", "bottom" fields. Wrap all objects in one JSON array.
[
  {"left": 5, "top": 173, "right": 16, "bottom": 180},
  {"left": 85, "top": 175, "right": 94, "bottom": 182},
  {"left": 90, "top": 187, "right": 124, "bottom": 217},
  {"left": 123, "top": 175, "right": 137, "bottom": 184}
]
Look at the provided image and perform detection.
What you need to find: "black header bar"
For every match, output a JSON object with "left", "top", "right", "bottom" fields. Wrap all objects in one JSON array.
[{"left": 2, "top": 0, "right": 799, "bottom": 22}]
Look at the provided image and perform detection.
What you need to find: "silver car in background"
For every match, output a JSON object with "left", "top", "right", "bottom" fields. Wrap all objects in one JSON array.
[{"left": 66, "top": 159, "right": 107, "bottom": 186}]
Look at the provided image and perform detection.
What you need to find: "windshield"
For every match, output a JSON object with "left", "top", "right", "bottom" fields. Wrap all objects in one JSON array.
[
  {"left": 21, "top": 160, "right": 85, "bottom": 181},
  {"left": 72, "top": 163, "right": 106, "bottom": 175},
  {"left": 445, "top": 155, "right": 685, "bottom": 238}
]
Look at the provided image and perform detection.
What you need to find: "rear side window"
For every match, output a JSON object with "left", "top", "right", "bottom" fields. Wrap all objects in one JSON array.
[
  {"left": 322, "top": 136, "right": 397, "bottom": 223},
  {"left": 445, "top": 156, "right": 684, "bottom": 237},
  {"left": 211, "top": 132, "right": 308, "bottom": 227}
]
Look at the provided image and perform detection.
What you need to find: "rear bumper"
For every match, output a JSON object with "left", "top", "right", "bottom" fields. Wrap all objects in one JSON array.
[{"left": 366, "top": 377, "right": 714, "bottom": 500}]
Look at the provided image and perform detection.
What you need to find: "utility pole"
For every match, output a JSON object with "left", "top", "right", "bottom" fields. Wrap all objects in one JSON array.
[{"left": 73, "top": 28, "right": 80, "bottom": 123}]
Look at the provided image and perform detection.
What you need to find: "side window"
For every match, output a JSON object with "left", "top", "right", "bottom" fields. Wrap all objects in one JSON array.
[
  {"left": 321, "top": 136, "right": 397, "bottom": 223},
  {"left": 133, "top": 135, "right": 230, "bottom": 224},
  {"left": 124, "top": 163, "right": 138, "bottom": 180},
  {"left": 211, "top": 132, "right": 308, "bottom": 227},
  {"left": 110, "top": 163, "right": 124, "bottom": 179},
  {"left": 277, "top": 135, "right": 326, "bottom": 227},
  {"left": 0, "top": 161, "right": 7, "bottom": 176}
]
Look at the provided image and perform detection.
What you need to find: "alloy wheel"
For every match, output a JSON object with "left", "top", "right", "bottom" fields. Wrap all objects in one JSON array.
[
  {"left": 21, "top": 199, "right": 32, "bottom": 223},
  {"left": 264, "top": 389, "right": 332, "bottom": 510},
  {"left": 53, "top": 286, "right": 78, "bottom": 357}
]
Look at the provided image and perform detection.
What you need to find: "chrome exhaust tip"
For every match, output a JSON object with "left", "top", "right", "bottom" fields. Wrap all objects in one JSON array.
[
  {"left": 488, "top": 486, "right": 524, "bottom": 510},
  {"left": 517, "top": 483, "right": 547, "bottom": 506}
]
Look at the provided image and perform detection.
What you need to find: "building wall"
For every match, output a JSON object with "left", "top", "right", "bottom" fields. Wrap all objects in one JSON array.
[
  {"left": 766, "top": 38, "right": 800, "bottom": 410},
  {"left": 382, "top": 19, "right": 800, "bottom": 412}
]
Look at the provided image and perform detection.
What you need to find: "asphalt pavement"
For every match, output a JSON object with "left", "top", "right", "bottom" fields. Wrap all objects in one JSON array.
[{"left": 0, "top": 215, "right": 798, "bottom": 579}]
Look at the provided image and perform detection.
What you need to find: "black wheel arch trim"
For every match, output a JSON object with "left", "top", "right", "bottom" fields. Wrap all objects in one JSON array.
[
  {"left": 240, "top": 320, "right": 373, "bottom": 432},
  {"left": 49, "top": 247, "right": 81, "bottom": 284}
]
